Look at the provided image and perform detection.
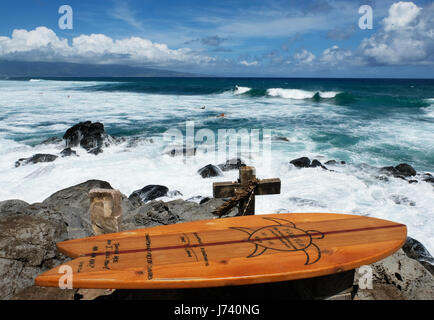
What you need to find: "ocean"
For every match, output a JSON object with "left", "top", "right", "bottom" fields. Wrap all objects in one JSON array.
[{"left": 0, "top": 77, "right": 433, "bottom": 253}]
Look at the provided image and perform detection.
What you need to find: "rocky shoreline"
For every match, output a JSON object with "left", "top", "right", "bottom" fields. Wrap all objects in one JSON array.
[
  {"left": 1, "top": 176, "right": 433, "bottom": 300},
  {"left": 1, "top": 121, "right": 433, "bottom": 300}
]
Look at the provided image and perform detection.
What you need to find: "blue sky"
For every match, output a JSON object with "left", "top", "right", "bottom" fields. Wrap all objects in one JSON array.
[{"left": 0, "top": 0, "right": 433, "bottom": 77}]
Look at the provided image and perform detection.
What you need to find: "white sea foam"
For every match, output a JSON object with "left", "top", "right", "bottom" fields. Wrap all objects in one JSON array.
[
  {"left": 422, "top": 104, "right": 434, "bottom": 118},
  {"left": 233, "top": 86, "right": 251, "bottom": 95},
  {"left": 266, "top": 88, "right": 339, "bottom": 99}
]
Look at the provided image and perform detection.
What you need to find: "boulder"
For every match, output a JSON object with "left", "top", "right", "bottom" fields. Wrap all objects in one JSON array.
[
  {"left": 198, "top": 164, "right": 222, "bottom": 178},
  {"left": 60, "top": 148, "right": 78, "bottom": 157},
  {"left": 310, "top": 159, "right": 327, "bottom": 170},
  {"left": 63, "top": 121, "right": 111, "bottom": 154},
  {"left": 325, "top": 160, "right": 346, "bottom": 166},
  {"left": 132, "top": 198, "right": 237, "bottom": 229},
  {"left": 380, "top": 163, "right": 417, "bottom": 177},
  {"left": 42, "top": 179, "right": 134, "bottom": 239},
  {"left": 87, "top": 146, "right": 103, "bottom": 155},
  {"left": 15, "top": 154, "right": 58, "bottom": 167},
  {"left": 217, "top": 158, "right": 246, "bottom": 171},
  {"left": 0, "top": 215, "right": 68, "bottom": 300},
  {"left": 421, "top": 173, "right": 434, "bottom": 184},
  {"left": 353, "top": 248, "right": 434, "bottom": 300},
  {"left": 402, "top": 237, "right": 434, "bottom": 275},
  {"left": 290, "top": 157, "right": 327, "bottom": 170},
  {"left": 128, "top": 185, "right": 169, "bottom": 206},
  {"left": 290, "top": 157, "right": 311, "bottom": 168},
  {"left": 0, "top": 200, "right": 29, "bottom": 215},
  {"left": 187, "top": 196, "right": 211, "bottom": 204}
]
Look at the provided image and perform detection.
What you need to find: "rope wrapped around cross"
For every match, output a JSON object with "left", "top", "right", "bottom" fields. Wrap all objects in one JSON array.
[{"left": 212, "top": 178, "right": 259, "bottom": 217}]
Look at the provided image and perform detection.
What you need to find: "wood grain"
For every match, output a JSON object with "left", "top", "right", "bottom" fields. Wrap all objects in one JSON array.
[{"left": 35, "top": 213, "right": 406, "bottom": 289}]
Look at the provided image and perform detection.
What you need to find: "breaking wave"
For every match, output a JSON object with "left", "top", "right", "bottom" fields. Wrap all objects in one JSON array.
[{"left": 266, "top": 88, "right": 340, "bottom": 100}]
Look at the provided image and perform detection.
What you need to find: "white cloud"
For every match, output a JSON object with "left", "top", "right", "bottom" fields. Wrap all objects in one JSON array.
[
  {"left": 360, "top": 2, "right": 434, "bottom": 65},
  {"left": 239, "top": 60, "right": 258, "bottom": 66},
  {"left": 0, "top": 26, "right": 214, "bottom": 67},
  {"left": 320, "top": 45, "right": 352, "bottom": 66},
  {"left": 294, "top": 49, "right": 316, "bottom": 64},
  {"left": 384, "top": 1, "right": 421, "bottom": 32}
]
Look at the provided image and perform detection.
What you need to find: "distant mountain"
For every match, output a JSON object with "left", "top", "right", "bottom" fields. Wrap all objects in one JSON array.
[{"left": 0, "top": 60, "right": 199, "bottom": 78}]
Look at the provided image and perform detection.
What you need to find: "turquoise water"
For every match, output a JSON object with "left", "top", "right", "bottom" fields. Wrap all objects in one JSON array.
[{"left": 5, "top": 77, "right": 433, "bottom": 170}]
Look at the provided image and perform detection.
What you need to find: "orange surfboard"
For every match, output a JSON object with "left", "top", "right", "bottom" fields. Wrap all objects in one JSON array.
[{"left": 35, "top": 213, "right": 406, "bottom": 289}]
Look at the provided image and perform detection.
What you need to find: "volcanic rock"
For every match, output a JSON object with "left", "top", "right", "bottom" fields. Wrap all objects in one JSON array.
[
  {"left": 128, "top": 185, "right": 169, "bottom": 206},
  {"left": 198, "top": 164, "right": 222, "bottom": 178},
  {"left": 217, "top": 158, "right": 246, "bottom": 171},
  {"left": 15, "top": 154, "right": 58, "bottom": 167}
]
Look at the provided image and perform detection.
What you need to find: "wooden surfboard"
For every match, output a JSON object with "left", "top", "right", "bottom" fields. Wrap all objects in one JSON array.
[{"left": 35, "top": 213, "right": 407, "bottom": 289}]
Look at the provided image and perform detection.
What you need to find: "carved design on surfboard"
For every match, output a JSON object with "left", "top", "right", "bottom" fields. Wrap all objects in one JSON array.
[{"left": 230, "top": 217, "right": 324, "bottom": 265}]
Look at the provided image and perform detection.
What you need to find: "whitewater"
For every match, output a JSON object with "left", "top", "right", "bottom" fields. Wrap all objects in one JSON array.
[{"left": 0, "top": 78, "right": 433, "bottom": 254}]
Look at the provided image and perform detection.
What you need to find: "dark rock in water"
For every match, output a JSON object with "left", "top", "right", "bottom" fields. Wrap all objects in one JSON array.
[
  {"left": 165, "top": 147, "right": 197, "bottom": 157},
  {"left": 325, "top": 160, "right": 338, "bottom": 165},
  {"left": 198, "top": 164, "right": 222, "bottom": 178},
  {"left": 167, "top": 190, "right": 183, "bottom": 198},
  {"left": 421, "top": 173, "right": 434, "bottom": 184},
  {"left": 63, "top": 121, "right": 110, "bottom": 153},
  {"left": 310, "top": 159, "right": 327, "bottom": 170},
  {"left": 15, "top": 154, "right": 58, "bottom": 167},
  {"left": 380, "top": 163, "right": 417, "bottom": 177},
  {"left": 218, "top": 158, "right": 246, "bottom": 171},
  {"left": 290, "top": 157, "right": 327, "bottom": 170},
  {"left": 325, "top": 160, "right": 346, "bottom": 166},
  {"left": 390, "top": 195, "right": 416, "bottom": 207},
  {"left": 0, "top": 215, "right": 68, "bottom": 300},
  {"left": 402, "top": 237, "right": 434, "bottom": 276},
  {"left": 129, "top": 185, "right": 169, "bottom": 206},
  {"left": 39, "top": 137, "right": 63, "bottom": 145},
  {"left": 60, "top": 148, "right": 78, "bottom": 157},
  {"left": 395, "top": 163, "right": 417, "bottom": 177},
  {"left": 199, "top": 197, "right": 211, "bottom": 204},
  {"left": 375, "top": 175, "right": 390, "bottom": 182},
  {"left": 290, "top": 157, "right": 311, "bottom": 168},
  {"left": 87, "top": 146, "right": 103, "bottom": 155},
  {"left": 272, "top": 136, "right": 290, "bottom": 142},
  {"left": 187, "top": 196, "right": 211, "bottom": 204}
]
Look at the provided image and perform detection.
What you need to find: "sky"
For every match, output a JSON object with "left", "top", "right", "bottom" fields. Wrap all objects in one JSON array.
[{"left": 0, "top": 0, "right": 433, "bottom": 77}]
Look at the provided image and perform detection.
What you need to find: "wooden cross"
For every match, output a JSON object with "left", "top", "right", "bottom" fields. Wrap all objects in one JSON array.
[{"left": 213, "top": 166, "right": 281, "bottom": 216}]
